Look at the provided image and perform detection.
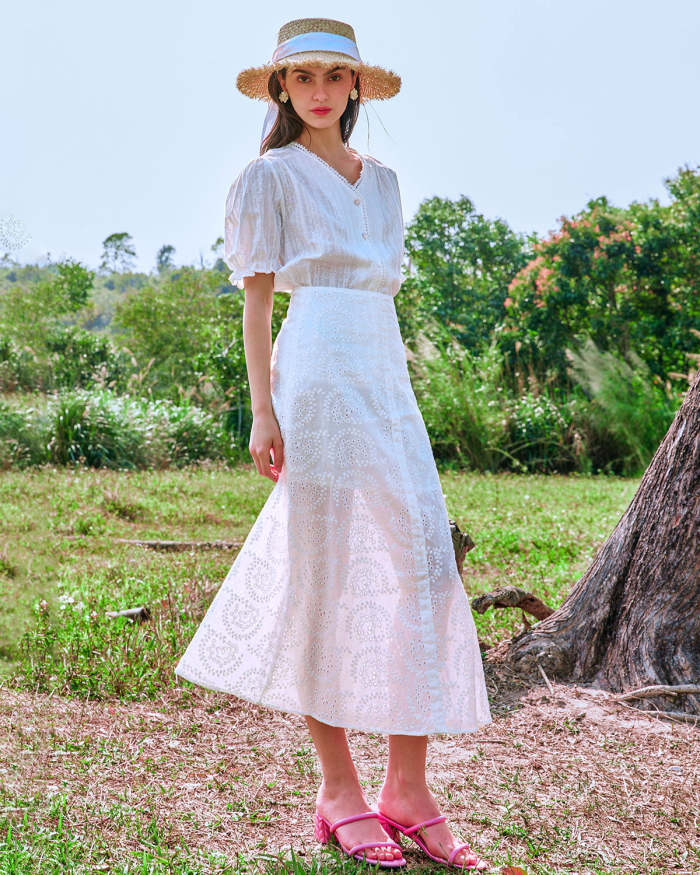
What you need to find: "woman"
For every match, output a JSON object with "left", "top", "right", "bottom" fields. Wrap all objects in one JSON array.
[{"left": 175, "top": 17, "right": 492, "bottom": 871}]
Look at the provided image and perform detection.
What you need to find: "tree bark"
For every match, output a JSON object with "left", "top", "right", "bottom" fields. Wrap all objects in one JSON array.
[{"left": 506, "top": 372, "right": 700, "bottom": 715}]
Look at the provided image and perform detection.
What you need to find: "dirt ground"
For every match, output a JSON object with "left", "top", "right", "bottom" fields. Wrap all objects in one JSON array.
[{"left": 2, "top": 661, "right": 698, "bottom": 874}]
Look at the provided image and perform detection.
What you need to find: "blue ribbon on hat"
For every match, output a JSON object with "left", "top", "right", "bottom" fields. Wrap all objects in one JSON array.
[{"left": 271, "top": 31, "right": 361, "bottom": 64}]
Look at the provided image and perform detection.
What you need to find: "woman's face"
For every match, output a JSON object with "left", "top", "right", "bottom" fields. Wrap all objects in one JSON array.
[{"left": 279, "top": 63, "right": 356, "bottom": 128}]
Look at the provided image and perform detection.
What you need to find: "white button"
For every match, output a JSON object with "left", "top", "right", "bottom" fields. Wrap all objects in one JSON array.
[
  {"left": 361, "top": 232, "right": 368, "bottom": 239},
  {"left": 354, "top": 198, "right": 361, "bottom": 205}
]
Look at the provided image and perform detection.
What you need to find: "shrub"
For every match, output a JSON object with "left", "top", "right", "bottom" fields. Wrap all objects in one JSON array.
[
  {"left": 505, "top": 390, "right": 576, "bottom": 473},
  {"left": 0, "top": 336, "right": 41, "bottom": 392},
  {"left": 566, "top": 337, "right": 679, "bottom": 475},
  {"left": 45, "top": 389, "right": 234, "bottom": 469},
  {"left": 0, "top": 400, "right": 48, "bottom": 468},
  {"left": 410, "top": 334, "right": 509, "bottom": 471},
  {"left": 48, "top": 390, "right": 145, "bottom": 468},
  {"left": 45, "top": 325, "right": 129, "bottom": 390}
]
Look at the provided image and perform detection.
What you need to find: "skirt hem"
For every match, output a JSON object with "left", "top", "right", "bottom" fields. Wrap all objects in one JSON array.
[{"left": 174, "top": 666, "right": 493, "bottom": 737}]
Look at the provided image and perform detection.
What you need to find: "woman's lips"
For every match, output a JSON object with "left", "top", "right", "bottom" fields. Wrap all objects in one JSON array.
[{"left": 311, "top": 108, "right": 331, "bottom": 115}]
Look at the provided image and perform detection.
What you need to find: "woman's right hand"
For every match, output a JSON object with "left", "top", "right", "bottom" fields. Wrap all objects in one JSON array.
[{"left": 249, "top": 408, "right": 284, "bottom": 482}]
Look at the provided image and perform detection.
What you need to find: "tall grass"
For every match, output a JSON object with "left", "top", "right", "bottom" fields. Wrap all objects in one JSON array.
[
  {"left": 408, "top": 333, "right": 509, "bottom": 471},
  {"left": 409, "top": 334, "right": 682, "bottom": 475},
  {"left": 0, "top": 402, "right": 46, "bottom": 467},
  {"left": 0, "top": 388, "right": 237, "bottom": 470},
  {"left": 566, "top": 337, "right": 679, "bottom": 475},
  {"left": 13, "top": 573, "right": 201, "bottom": 699},
  {"left": 0, "top": 338, "right": 684, "bottom": 474}
]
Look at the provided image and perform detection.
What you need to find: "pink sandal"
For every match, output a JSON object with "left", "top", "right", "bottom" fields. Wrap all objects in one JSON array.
[
  {"left": 313, "top": 809, "right": 407, "bottom": 867},
  {"left": 377, "top": 810, "right": 489, "bottom": 871}
]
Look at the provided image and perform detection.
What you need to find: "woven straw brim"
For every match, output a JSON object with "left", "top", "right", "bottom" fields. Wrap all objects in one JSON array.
[{"left": 236, "top": 51, "right": 401, "bottom": 102}]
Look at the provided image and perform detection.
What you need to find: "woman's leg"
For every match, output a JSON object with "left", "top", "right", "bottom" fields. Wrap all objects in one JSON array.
[
  {"left": 377, "top": 734, "right": 478, "bottom": 866},
  {"left": 305, "top": 715, "right": 403, "bottom": 862}
]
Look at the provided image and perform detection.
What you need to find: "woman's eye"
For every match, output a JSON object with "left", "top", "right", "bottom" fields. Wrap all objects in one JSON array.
[{"left": 295, "top": 73, "right": 342, "bottom": 83}]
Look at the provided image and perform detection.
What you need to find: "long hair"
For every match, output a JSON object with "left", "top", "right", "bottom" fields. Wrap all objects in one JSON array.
[{"left": 260, "top": 67, "right": 361, "bottom": 154}]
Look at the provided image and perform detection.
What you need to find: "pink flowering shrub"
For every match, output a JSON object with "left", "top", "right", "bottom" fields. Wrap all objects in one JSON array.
[{"left": 499, "top": 165, "right": 700, "bottom": 384}]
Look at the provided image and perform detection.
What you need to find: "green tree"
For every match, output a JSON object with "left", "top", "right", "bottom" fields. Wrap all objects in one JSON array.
[
  {"left": 114, "top": 267, "right": 288, "bottom": 444},
  {"left": 0, "top": 258, "right": 94, "bottom": 345},
  {"left": 501, "top": 163, "right": 700, "bottom": 382},
  {"left": 51, "top": 258, "right": 95, "bottom": 310},
  {"left": 402, "top": 195, "right": 529, "bottom": 350},
  {"left": 156, "top": 244, "right": 175, "bottom": 274},
  {"left": 100, "top": 232, "right": 137, "bottom": 273},
  {"left": 0, "top": 259, "right": 102, "bottom": 390}
]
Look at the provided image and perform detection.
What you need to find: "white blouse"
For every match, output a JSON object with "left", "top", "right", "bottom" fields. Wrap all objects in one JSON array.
[{"left": 223, "top": 141, "right": 406, "bottom": 296}]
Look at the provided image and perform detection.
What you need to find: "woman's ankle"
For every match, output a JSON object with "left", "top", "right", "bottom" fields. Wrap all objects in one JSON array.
[
  {"left": 380, "top": 774, "right": 429, "bottom": 797},
  {"left": 317, "top": 775, "right": 365, "bottom": 801}
]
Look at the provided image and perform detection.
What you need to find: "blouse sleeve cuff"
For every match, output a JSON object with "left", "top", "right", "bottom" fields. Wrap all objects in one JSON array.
[{"left": 227, "top": 263, "right": 277, "bottom": 289}]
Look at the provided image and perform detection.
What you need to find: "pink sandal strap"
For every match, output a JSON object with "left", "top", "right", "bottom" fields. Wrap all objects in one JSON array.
[
  {"left": 447, "top": 841, "right": 481, "bottom": 866},
  {"left": 447, "top": 842, "right": 476, "bottom": 863},
  {"left": 347, "top": 840, "right": 403, "bottom": 856},
  {"left": 403, "top": 814, "right": 447, "bottom": 835},
  {"left": 378, "top": 809, "right": 485, "bottom": 869},
  {"left": 330, "top": 810, "right": 381, "bottom": 833}
]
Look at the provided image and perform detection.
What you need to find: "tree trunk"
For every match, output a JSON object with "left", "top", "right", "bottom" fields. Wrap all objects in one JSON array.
[{"left": 506, "top": 372, "right": 700, "bottom": 715}]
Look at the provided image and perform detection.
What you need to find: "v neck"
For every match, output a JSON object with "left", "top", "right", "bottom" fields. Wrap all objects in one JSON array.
[{"left": 289, "top": 141, "right": 366, "bottom": 190}]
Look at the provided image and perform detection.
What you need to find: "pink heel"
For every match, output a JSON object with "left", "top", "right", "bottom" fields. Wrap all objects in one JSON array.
[
  {"left": 313, "top": 811, "right": 331, "bottom": 843},
  {"left": 313, "top": 808, "right": 406, "bottom": 868}
]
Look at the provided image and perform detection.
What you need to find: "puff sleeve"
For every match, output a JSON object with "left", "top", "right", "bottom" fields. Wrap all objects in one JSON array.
[{"left": 224, "top": 156, "right": 284, "bottom": 289}]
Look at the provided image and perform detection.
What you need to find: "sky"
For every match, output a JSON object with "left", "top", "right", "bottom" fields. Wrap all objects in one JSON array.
[{"left": 2, "top": 0, "right": 699, "bottom": 274}]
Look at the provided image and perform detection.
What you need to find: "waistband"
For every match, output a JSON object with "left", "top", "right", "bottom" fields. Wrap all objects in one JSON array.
[{"left": 291, "top": 285, "right": 395, "bottom": 301}]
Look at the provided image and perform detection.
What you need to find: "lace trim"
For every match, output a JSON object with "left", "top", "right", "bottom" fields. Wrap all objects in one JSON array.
[{"left": 289, "top": 141, "right": 365, "bottom": 190}]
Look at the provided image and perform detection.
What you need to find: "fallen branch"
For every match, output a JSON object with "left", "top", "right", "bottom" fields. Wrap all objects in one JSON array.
[
  {"left": 471, "top": 586, "right": 554, "bottom": 620},
  {"left": 449, "top": 519, "right": 475, "bottom": 577},
  {"left": 105, "top": 606, "right": 151, "bottom": 623},
  {"left": 536, "top": 658, "right": 555, "bottom": 695},
  {"left": 614, "top": 684, "right": 700, "bottom": 702},
  {"left": 614, "top": 698, "right": 700, "bottom": 725},
  {"left": 645, "top": 710, "right": 700, "bottom": 725},
  {"left": 115, "top": 538, "right": 243, "bottom": 552}
]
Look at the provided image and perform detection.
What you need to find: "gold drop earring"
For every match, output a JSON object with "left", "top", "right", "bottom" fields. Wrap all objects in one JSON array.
[
  {"left": 349, "top": 86, "right": 358, "bottom": 100},
  {"left": 279, "top": 90, "right": 289, "bottom": 102}
]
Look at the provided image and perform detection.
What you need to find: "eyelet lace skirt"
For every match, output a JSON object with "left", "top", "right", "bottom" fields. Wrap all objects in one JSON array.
[{"left": 174, "top": 285, "right": 492, "bottom": 735}]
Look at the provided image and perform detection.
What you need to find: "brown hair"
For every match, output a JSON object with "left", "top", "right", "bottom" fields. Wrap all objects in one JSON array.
[{"left": 260, "top": 67, "right": 361, "bottom": 154}]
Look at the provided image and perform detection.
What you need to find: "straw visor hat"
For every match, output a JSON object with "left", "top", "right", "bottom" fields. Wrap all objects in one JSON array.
[{"left": 236, "top": 17, "right": 401, "bottom": 103}]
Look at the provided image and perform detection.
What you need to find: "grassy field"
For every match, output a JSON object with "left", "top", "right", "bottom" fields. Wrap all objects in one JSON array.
[
  {"left": 0, "top": 464, "right": 639, "bottom": 683},
  {"left": 3, "top": 466, "right": 697, "bottom": 873}
]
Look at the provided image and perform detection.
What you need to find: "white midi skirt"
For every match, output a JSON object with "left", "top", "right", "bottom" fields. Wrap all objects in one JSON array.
[{"left": 174, "top": 285, "right": 492, "bottom": 735}]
